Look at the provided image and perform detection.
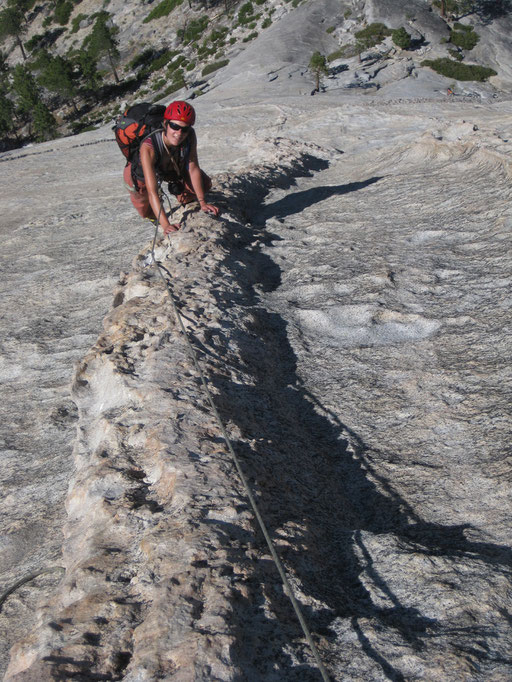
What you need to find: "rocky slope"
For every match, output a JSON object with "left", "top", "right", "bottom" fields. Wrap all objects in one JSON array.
[
  {"left": 1, "top": 0, "right": 512, "bottom": 142},
  {"left": 1, "top": 0, "right": 512, "bottom": 680}
]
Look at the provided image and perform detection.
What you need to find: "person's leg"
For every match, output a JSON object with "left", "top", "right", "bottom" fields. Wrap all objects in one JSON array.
[
  {"left": 175, "top": 170, "right": 212, "bottom": 206},
  {"left": 123, "top": 163, "right": 156, "bottom": 219}
]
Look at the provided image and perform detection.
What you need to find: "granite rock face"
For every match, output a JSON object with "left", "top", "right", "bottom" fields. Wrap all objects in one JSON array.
[
  {"left": 4, "top": 143, "right": 341, "bottom": 681},
  {"left": 1, "top": 0, "right": 512, "bottom": 679}
]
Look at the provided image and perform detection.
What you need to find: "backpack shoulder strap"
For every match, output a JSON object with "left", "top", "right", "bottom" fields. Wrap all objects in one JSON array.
[{"left": 148, "top": 129, "right": 165, "bottom": 167}]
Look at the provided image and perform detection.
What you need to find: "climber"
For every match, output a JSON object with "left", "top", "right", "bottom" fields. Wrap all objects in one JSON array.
[{"left": 123, "top": 100, "right": 219, "bottom": 234}]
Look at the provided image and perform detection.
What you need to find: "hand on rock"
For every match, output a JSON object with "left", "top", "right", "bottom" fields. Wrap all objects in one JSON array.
[
  {"left": 163, "top": 223, "right": 180, "bottom": 235},
  {"left": 201, "top": 203, "right": 220, "bottom": 217}
]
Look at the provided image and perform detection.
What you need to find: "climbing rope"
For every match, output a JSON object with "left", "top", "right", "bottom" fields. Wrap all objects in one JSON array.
[
  {"left": 150, "top": 193, "right": 330, "bottom": 682},
  {"left": 0, "top": 566, "right": 65, "bottom": 614}
]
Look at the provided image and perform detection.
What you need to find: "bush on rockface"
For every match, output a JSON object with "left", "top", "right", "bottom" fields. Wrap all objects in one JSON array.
[
  {"left": 355, "top": 22, "right": 392, "bottom": 50},
  {"left": 327, "top": 44, "right": 356, "bottom": 61},
  {"left": 422, "top": 57, "right": 496, "bottom": 81},
  {"left": 392, "top": 27, "right": 411, "bottom": 49},
  {"left": 202, "top": 58, "right": 229, "bottom": 76},
  {"left": 71, "top": 14, "right": 88, "bottom": 34},
  {"left": 143, "top": 0, "right": 183, "bottom": 24},
  {"left": 53, "top": 0, "right": 73, "bottom": 26},
  {"left": 432, "top": 0, "right": 461, "bottom": 13},
  {"left": 238, "top": 2, "right": 256, "bottom": 25},
  {"left": 448, "top": 48, "right": 464, "bottom": 61},
  {"left": 178, "top": 16, "right": 209, "bottom": 44},
  {"left": 450, "top": 24, "right": 479, "bottom": 50},
  {"left": 128, "top": 49, "right": 159, "bottom": 71}
]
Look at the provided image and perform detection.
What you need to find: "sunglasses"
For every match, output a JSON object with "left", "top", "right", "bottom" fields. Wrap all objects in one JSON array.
[{"left": 167, "top": 121, "right": 191, "bottom": 133}]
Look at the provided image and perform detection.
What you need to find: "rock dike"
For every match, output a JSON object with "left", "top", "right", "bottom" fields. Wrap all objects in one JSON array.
[
  {"left": 1, "top": 92, "right": 512, "bottom": 679},
  {"left": 2, "top": 109, "right": 512, "bottom": 679},
  {"left": 4, "top": 141, "right": 339, "bottom": 680}
]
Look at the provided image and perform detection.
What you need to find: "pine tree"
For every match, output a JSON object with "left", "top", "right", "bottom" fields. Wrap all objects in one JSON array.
[
  {"left": 32, "top": 100, "right": 57, "bottom": 140},
  {"left": 0, "top": 6, "right": 28, "bottom": 61},
  {"left": 12, "top": 63, "right": 39, "bottom": 115},
  {"left": 0, "top": 51, "right": 9, "bottom": 87},
  {"left": 36, "top": 51, "right": 79, "bottom": 114},
  {"left": 309, "top": 51, "right": 328, "bottom": 92},
  {"left": 0, "top": 86, "right": 15, "bottom": 141},
  {"left": 11, "top": 63, "right": 56, "bottom": 139},
  {"left": 74, "top": 51, "right": 101, "bottom": 100},
  {"left": 84, "top": 12, "right": 120, "bottom": 83}
]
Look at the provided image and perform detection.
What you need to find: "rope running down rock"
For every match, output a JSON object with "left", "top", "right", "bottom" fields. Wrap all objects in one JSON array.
[
  {"left": 0, "top": 566, "right": 65, "bottom": 614},
  {"left": 149, "top": 192, "right": 330, "bottom": 682}
]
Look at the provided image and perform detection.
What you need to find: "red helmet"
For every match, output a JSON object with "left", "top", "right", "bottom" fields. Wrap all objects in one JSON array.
[{"left": 164, "top": 100, "right": 196, "bottom": 125}]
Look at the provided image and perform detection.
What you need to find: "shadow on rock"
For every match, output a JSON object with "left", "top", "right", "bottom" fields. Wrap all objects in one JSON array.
[
  {"left": 469, "top": 0, "right": 512, "bottom": 23},
  {"left": 200, "top": 219, "right": 512, "bottom": 681},
  {"left": 260, "top": 177, "right": 383, "bottom": 221}
]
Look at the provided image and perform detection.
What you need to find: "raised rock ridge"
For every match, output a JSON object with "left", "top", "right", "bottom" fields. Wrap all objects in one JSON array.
[{"left": 1, "top": 0, "right": 512, "bottom": 679}]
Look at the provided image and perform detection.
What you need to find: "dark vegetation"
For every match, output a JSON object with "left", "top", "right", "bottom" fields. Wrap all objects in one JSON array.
[
  {"left": 0, "top": 0, "right": 510, "bottom": 148},
  {"left": 392, "top": 27, "right": 411, "bottom": 50},
  {"left": 433, "top": 0, "right": 512, "bottom": 23},
  {"left": 450, "top": 22, "right": 479, "bottom": 49},
  {"left": 422, "top": 57, "right": 496, "bottom": 80},
  {"left": 0, "top": 0, "right": 248, "bottom": 147}
]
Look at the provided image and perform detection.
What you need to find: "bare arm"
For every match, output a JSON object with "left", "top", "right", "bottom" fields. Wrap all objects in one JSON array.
[
  {"left": 187, "top": 138, "right": 219, "bottom": 216},
  {"left": 140, "top": 142, "right": 178, "bottom": 233}
]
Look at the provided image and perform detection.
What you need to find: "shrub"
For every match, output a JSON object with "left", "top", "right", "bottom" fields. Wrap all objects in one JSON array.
[
  {"left": 432, "top": 0, "right": 460, "bottom": 13},
  {"left": 243, "top": 31, "right": 258, "bottom": 42},
  {"left": 209, "top": 27, "right": 228, "bottom": 43},
  {"left": 326, "top": 26, "right": 335, "bottom": 34},
  {"left": 355, "top": 23, "right": 392, "bottom": 49},
  {"left": 422, "top": 58, "right": 496, "bottom": 81},
  {"left": 158, "top": 80, "right": 184, "bottom": 97},
  {"left": 392, "top": 27, "right": 411, "bottom": 50},
  {"left": 238, "top": 2, "right": 255, "bottom": 25},
  {"left": 344, "top": 9, "right": 352, "bottom": 19},
  {"left": 166, "top": 55, "right": 187, "bottom": 74},
  {"left": 71, "top": 13, "right": 88, "bottom": 33},
  {"left": 262, "top": 17, "right": 271, "bottom": 28},
  {"left": 54, "top": 0, "right": 73, "bottom": 26},
  {"left": 148, "top": 51, "right": 177, "bottom": 72},
  {"left": 448, "top": 48, "right": 463, "bottom": 61},
  {"left": 178, "top": 16, "right": 208, "bottom": 44},
  {"left": 202, "top": 58, "right": 229, "bottom": 76},
  {"left": 171, "top": 67, "right": 184, "bottom": 82},
  {"left": 450, "top": 26, "right": 479, "bottom": 51},
  {"left": 143, "top": 0, "right": 183, "bottom": 24},
  {"left": 254, "top": 0, "right": 266, "bottom": 4},
  {"left": 129, "top": 48, "right": 159, "bottom": 71},
  {"left": 196, "top": 44, "right": 216, "bottom": 58},
  {"left": 25, "top": 33, "right": 46, "bottom": 52},
  {"left": 327, "top": 45, "right": 354, "bottom": 61}
]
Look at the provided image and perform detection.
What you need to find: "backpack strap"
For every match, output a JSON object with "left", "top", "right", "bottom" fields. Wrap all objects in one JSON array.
[
  {"left": 130, "top": 128, "right": 163, "bottom": 189},
  {"left": 131, "top": 130, "right": 191, "bottom": 190}
]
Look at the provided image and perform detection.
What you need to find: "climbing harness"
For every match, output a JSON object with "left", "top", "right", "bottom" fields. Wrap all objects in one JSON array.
[{"left": 150, "top": 193, "right": 330, "bottom": 682}]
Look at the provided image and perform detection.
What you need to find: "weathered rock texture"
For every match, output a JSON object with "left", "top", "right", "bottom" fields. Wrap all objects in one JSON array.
[
  {"left": 1, "top": 0, "right": 512, "bottom": 679},
  {"left": 4, "top": 142, "right": 340, "bottom": 680}
]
